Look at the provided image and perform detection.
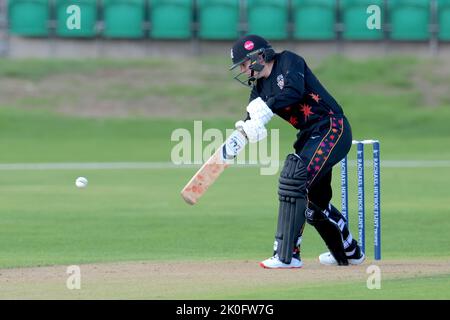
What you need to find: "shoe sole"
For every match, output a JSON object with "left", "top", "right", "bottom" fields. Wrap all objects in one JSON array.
[
  {"left": 349, "top": 255, "right": 365, "bottom": 265},
  {"left": 259, "top": 262, "right": 303, "bottom": 269},
  {"left": 318, "top": 256, "right": 366, "bottom": 266}
]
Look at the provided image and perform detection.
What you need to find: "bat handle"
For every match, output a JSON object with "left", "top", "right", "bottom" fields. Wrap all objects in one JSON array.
[{"left": 236, "top": 127, "right": 248, "bottom": 141}]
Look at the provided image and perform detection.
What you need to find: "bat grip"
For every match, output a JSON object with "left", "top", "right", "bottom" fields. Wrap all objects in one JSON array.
[{"left": 236, "top": 127, "right": 248, "bottom": 141}]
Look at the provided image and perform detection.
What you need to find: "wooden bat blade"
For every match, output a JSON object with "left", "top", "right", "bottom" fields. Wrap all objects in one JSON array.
[
  {"left": 180, "top": 147, "right": 229, "bottom": 205},
  {"left": 180, "top": 129, "right": 247, "bottom": 205}
]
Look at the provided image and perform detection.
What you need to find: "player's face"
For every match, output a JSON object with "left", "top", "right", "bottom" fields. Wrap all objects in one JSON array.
[
  {"left": 239, "top": 59, "right": 253, "bottom": 77},
  {"left": 240, "top": 58, "right": 264, "bottom": 79}
]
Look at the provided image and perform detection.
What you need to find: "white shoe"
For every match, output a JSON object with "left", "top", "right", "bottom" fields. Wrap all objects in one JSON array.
[
  {"left": 319, "top": 251, "right": 366, "bottom": 266},
  {"left": 259, "top": 255, "right": 303, "bottom": 269}
]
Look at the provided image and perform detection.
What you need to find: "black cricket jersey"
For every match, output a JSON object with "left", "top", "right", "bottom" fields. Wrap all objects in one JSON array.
[{"left": 250, "top": 51, "right": 344, "bottom": 130}]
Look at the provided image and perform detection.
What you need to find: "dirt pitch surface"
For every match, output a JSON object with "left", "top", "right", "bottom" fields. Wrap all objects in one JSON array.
[{"left": 0, "top": 259, "right": 449, "bottom": 299}]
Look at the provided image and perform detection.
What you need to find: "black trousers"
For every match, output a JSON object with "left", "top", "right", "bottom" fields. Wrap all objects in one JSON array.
[{"left": 294, "top": 115, "right": 353, "bottom": 211}]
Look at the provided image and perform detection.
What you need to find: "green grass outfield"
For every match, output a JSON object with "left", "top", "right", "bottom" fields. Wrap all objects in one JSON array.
[
  {"left": 1, "top": 166, "right": 449, "bottom": 267},
  {"left": 217, "top": 275, "right": 450, "bottom": 300},
  {"left": 0, "top": 56, "right": 449, "bottom": 299}
]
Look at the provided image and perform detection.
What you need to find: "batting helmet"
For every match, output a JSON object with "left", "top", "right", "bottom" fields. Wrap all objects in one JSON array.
[
  {"left": 229, "top": 34, "right": 276, "bottom": 71},
  {"left": 229, "top": 35, "right": 276, "bottom": 87}
]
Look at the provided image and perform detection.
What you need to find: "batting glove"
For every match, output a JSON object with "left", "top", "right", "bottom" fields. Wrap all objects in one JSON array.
[
  {"left": 246, "top": 97, "right": 274, "bottom": 125},
  {"left": 235, "top": 119, "right": 267, "bottom": 143}
]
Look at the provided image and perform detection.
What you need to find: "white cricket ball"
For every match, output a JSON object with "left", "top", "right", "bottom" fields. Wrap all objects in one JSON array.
[{"left": 75, "top": 177, "right": 88, "bottom": 188}]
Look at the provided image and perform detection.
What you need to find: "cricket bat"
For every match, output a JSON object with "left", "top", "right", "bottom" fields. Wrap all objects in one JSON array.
[{"left": 181, "top": 129, "right": 247, "bottom": 205}]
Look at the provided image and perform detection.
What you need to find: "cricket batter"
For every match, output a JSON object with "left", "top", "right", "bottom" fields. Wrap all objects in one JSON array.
[{"left": 229, "top": 35, "right": 365, "bottom": 268}]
